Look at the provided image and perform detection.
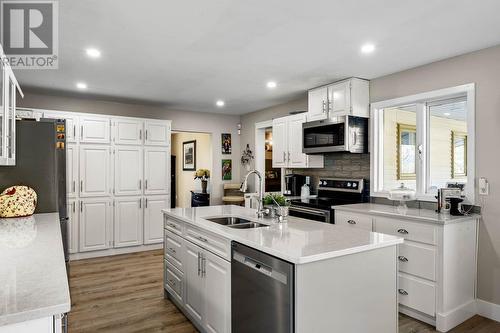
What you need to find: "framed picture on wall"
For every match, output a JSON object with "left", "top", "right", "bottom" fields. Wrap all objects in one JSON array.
[
  {"left": 222, "top": 159, "right": 232, "bottom": 180},
  {"left": 183, "top": 140, "right": 196, "bottom": 171},
  {"left": 221, "top": 133, "right": 232, "bottom": 154}
]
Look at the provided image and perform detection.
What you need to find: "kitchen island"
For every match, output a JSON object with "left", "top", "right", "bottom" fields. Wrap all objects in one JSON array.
[
  {"left": 0, "top": 213, "right": 70, "bottom": 333},
  {"left": 163, "top": 205, "right": 403, "bottom": 333}
]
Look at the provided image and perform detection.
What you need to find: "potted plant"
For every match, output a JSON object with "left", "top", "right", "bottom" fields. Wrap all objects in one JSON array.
[
  {"left": 263, "top": 193, "right": 290, "bottom": 218},
  {"left": 194, "top": 169, "right": 210, "bottom": 194}
]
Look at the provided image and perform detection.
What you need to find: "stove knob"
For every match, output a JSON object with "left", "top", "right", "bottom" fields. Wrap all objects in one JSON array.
[
  {"left": 347, "top": 182, "right": 351, "bottom": 187},
  {"left": 352, "top": 183, "right": 357, "bottom": 188}
]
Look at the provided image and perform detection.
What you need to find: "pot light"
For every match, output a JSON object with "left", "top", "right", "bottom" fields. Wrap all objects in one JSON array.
[
  {"left": 266, "top": 81, "right": 277, "bottom": 89},
  {"left": 216, "top": 100, "right": 225, "bottom": 107},
  {"left": 85, "top": 48, "right": 101, "bottom": 58},
  {"left": 361, "top": 43, "right": 376, "bottom": 54},
  {"left": 76, "top": 82, "right": 87, "bottom": 90}
]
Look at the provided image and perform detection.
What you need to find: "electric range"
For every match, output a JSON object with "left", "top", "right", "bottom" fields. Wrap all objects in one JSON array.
[{"left": 289, "top": 178, "right": 368, "bottom": 223}]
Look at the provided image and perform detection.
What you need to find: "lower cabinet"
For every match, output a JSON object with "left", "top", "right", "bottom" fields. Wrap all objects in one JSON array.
[
  {"left": 114, "top": 197, "right": 143, "bottom": 248},
  {"left": 67, "top": 199, "right": 79, "bottom": 254},
  {"left": 79, "top": 198, "right": 113, "bottom": 252},
  {"left": 144, "top": 195, "right": 169, "bottom": 244}
]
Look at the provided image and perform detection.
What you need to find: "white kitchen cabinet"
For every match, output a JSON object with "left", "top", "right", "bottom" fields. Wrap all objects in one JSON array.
[
  {"left": 184, "top": 240, "right": 205, "bottom": 323},
  {"left": 43, "top": 111, "right": 79, "bottom": 143},
  {"left": 144, "top": 195, "right": 169, "bottom": 244},
  {"left": 79, "top": 145, "right": 111, "bottom": 197},
  {"left": 114, "top": 146, "right": 143, "bottom": 196},
  {"left": 79, "top": 198, "right": 112, "bottom": 252},
  {"left": 144, "top": 147, "right": 169, "bottom": 195},
  {"left": 113, "top": 118, "right": 143, "bottom": 145},
  {"left": 272, "top": 114, "right": 323, "bottom": 168},
  {"left": 307, "top": 86, "right": 329, "bottom": 121},
  {"left": 80, "top": 116, "right": 110, "bottom": 143},
  {"left": 66, "top": 144, "right": 78, "bottom": 198},
  {"left": 113, "top": 196, "right": 143, "bottom": 248},
  {"left": 334, "top": 210, "right": 372, "bottom": 231},
  {"left": 145, "top": 120, "right": 170, "bottom": 146},
  {"left": 327, "top": 80, "right": 350, "bottom": 115},
  {"left": 67, "top": 199, "right": 79, "bottom": 254}
]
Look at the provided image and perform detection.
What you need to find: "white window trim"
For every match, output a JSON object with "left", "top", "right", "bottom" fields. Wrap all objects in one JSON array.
[{"left": 370, "top": 83, "right": 476, "bottom": 204}]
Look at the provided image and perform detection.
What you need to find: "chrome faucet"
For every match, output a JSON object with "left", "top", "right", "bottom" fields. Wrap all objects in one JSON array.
[{"left": 240, "top": 170, "right": 268, "bottom": 218}]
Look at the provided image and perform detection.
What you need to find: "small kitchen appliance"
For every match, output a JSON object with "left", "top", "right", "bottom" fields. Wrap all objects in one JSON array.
[
  {"left": 284, "top": 174, "right": 306, "bottom": 196},
  {"left": 436, "top": 188, "right": 462, "bottom": 214}
]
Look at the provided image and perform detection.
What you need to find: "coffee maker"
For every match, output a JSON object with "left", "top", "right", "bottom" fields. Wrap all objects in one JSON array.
[{"left": 284, "top": 174, "right": 306, "bottom": 196}]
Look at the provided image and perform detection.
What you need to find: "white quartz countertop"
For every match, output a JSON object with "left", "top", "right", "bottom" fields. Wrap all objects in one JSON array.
[
  {"left": 0, "top": 213, "right": 70, "bottom": 327},
  {"left": 163, "top": 205, "right": 403, "bottom": 264},
  {"left": 333, "top": 203, "right": 481, "bottom": 224}
]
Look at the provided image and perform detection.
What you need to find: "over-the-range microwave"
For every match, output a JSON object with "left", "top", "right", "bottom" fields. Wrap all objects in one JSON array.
[{"left": 302, "top": 116, "right": 368, "bottom": 154}]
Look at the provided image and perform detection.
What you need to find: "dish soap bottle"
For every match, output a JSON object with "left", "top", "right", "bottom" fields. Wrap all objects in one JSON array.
[{"left": 301, "top": 176, "right": 311, "bottom": 199}]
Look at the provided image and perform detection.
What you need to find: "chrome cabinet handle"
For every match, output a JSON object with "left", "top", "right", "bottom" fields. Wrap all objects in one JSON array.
[
  {"left": 398, "top": 256, "right": 408, "bottom": 262},
  {"left": 139, "top": 180, "right": 142, "bottom": 190},
  {"left": 322, "top": 100, "right": 326, "bottom": 113},
  {"left": 80, "top": 180, "right": 83, "bottom": 192},
  {"left": 287, "top": 151, "right": 290, "bottom": 162},
  {"left": 145, "top": 130, "right": 148, "bottom": 140},
  {"left": 80, "top": 201, "right": 83, "bottom": 212},
  {"left": 73, "top": 125, "right": 76, "bottom": 138},
  {"left": 145, "top": 198, "right": 148, "bottom": 208},
  {"left": 139, "top": 198, "right": 142, "bottom": 208},
  {"left": 139, "top": 130, "right": 142, "bottom": 140},
  {"left": 328, "top": 100, "right": 332, "bottom": 113},
  {"left": 168, "top": 247, "right": 176, "bottom": 254},
  {"left": 167, "top": 222, "right": 178, "bottom": 230},
  {"left": 72, "top": 180, "right": 75, "bottom": 192},
  {"left": 196, "top": 236, "right": 208, "bottom": 243},
  {"left": 80, "top": 125, "right": 83, "bottom": 139},
  {"left": 197, "top": 252, "right": 201, "bottom": 276},
  {"left": 202, "top": 256, "right": 206, "bottom": 277},
  {"left": 283, "top": 152, "right": 286, "bottom": 162},
  {"left": 397, "top": 229, "right": 409, "bottom": 234},
  {"left": 145, "top": 179, "right": 148, "bottom": 189},
  {"left": 72, "top": 202, "right": 75, "bottom": 213},
  {"left": 398, "top": 289, "right": 408, "bottom": 296},
  {"left": 347, "top": 220, "right": 356, "bottom": 225}
]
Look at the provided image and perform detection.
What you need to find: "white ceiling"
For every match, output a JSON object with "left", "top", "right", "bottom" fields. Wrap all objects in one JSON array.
[{"left": 15, "top": 0, "right": 500, "bottom": 115}]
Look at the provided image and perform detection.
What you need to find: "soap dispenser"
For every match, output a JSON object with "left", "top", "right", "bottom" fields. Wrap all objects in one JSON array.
[{"left": 301, "top": 176, "right": 311, "bottom": 199}]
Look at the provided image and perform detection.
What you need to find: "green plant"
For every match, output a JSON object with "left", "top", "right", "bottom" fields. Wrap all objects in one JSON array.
[{"left": 263, "top": 194, "right": 288, "bottom": 206}]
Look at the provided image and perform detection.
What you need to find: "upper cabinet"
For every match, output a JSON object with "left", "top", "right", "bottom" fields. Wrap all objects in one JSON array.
[
  {"left": 145, "top": 120, "right": 170, "bottom": 146},
  {"left": 0, "top": 45, "right": 23, "bottom": 166},
  {"left": 307, "top": 78, "right": 369, "bottom": 121},
  {"left": 80, "top": 116, "right": 111, "bottom": 144},
  {"left": 113, "top": 118, "right": 143, "bottom": 145}
]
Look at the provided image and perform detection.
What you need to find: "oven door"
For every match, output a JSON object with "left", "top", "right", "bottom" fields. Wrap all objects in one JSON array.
[
  {"left": 289, "top": 205, "right": 331, "bottom": 223},
  {"left": 302, "top": 119, "right": 346, "bottom": 154}
]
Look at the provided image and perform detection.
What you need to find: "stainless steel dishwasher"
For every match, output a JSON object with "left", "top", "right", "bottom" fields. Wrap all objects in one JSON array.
[{"left": 231, "top": 241, "right": 294, "bottom": 333}]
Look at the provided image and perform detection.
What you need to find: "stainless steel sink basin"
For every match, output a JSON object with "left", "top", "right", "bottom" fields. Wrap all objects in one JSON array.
[
  {"left": 227, "top": 222, "right": 267, "bottom": 229},
  {"left": 205, "top": 216, "right": 267, "bottom": 229}
]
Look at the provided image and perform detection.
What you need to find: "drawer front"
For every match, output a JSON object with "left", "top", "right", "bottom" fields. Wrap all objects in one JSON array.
[
  {"left": 398, "top": 242, "right": 436, "bottom": 281},
  {"left": 335, "top": 211, "right": 373, "bottom": 231},
  {"left": 185, "top": 225, "right": 230, "bottom": 260},
  {"left": 398, "top": 274, "right": 436, "bottom": 316},
  {"left": 164, "top": 230, "right": 183, "bottom": 272},
  {"left": 164, "top": 260, "right": 183, "bottom": 303},
  {"left": 164, "top": 216, "right": 183, "bottom": 236},
  {"left": 374, "top": 217, "right": 437, "bottom": 245}
]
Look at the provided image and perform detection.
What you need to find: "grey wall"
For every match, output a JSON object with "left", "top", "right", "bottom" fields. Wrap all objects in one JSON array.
[{"left": 19, "top": 91, "right": 242, "bottom": 204}]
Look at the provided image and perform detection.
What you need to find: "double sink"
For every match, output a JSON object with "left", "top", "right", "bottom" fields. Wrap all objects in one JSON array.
[{"left": 206, "top": 216, "right": 267, "bottom": 229}]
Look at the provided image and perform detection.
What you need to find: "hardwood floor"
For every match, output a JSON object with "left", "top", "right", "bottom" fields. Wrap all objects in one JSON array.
[{"left": 69, "top": 250, "right": 500, "bottom": 333}]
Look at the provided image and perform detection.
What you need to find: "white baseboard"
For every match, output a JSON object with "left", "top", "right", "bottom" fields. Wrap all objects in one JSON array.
[
  {"left": 477, "top": 299, "right": 500, "bottom": 323},
  {"left": 436, "top": 300, "right": 476, "bottom": 332},
  {"left": 70, "top": 243, "right": 163, "bottom": 260}
]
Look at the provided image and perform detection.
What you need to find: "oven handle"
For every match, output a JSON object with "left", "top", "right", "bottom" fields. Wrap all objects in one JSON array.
[{"left": 289, "top": 205, "right": 330, "bottom": 218}]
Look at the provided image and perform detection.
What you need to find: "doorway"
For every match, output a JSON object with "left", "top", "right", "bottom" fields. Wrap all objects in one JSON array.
[
  {"left": 171, "top": 131, "right": 212, "bottom": 208},
  {"left": 255, "top": 120, "right": 281, "bottom": 194}
]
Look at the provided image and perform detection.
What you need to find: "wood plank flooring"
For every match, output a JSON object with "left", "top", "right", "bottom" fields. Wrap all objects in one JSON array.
[{"left": 68, "top": 249, "right": 500, "bottom": 333}]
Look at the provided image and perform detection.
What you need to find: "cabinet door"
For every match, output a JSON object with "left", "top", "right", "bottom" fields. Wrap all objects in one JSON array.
[
  {"left": 272, "top": 117, "right": 288, "bottom": 168},
  {"left": 204, "top": 251, "right": 231, "bottom": 333},
  {"left": 114, "top": 146, "right": 143, "bottom": 196},
  {"left": 183, "top": 240, "right": 205, "bottom": 324},
  {"left": 79, "top": 198, "right": 112, "bottom": 252},
  {"left": 287, "top": 114, "right": 308, "bottom": 168},
  {"left": 66, "top": 144, "right": 78, "bottom": 198},
  {"left": 144, "top": 147, "right": 169, "bottom": 195},
  {"left": 114, "top": 118, "right": 143, "bottom": 145},
  {"left": 79, "top": 145, "right": 111, "bottom": 197},
  {"left": 307, "top": 86, "right": 328, "bottom": 121},
  {"left": 114, "top": 197, "right": 143, "bottom": 248},
  {"left": 144, "top": 120, "right": 170, "bottom": 146},
  {"left": 328, "top": 81, "right": 351, "bottom": 116},
  {"left": 144, "top": 195, "right": 169, "bottom": 244},
  {"left": 44, "top": 112, "right": 79, "bottom": 143},
  {"left": 80, "top": 116, "right": 110, "bottom": 143},
  {"left": 67, "top": 200, "right": 79, "bottom": 254}
]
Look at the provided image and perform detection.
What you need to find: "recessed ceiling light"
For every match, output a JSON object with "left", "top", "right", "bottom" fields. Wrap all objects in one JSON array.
[
  {"left": 76, "top": 82, "right": 87, "bottom": 90},
  {"left": 444, "top": 112, "right": 451, "bottom": 116},
  {"left": 85, "top": 48, "right": 101, "bottom": 58},
  {"left": 216, "top": 100, "right": 225, "bottom": 107},
  {"left": 266, "top": 81, "right": 277, "bottom": 89},
  {"left": 361, "top": 43, "right": 376, "bottom": 54}
]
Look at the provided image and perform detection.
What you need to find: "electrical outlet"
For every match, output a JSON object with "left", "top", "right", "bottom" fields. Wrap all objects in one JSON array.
[{"left": 479, "top": 177, "right": 489, "bottom": 195}]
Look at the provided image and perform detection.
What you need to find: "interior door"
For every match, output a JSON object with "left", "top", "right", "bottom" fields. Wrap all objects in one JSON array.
[
  {"left": 183, "top": 240, "right": 205, "bottom": 324},
  {"left": 204, "top": 250, "right": 231, "bottom": 333},
  {"left": 80, "top": 145, "right": 111, "bottom": 197},
  {"left": 114, "top": 146, "right": 143, "bottom": 196},
  {"left": 67, "top": 199, "right": 78, "bottom": 254},
  {"left": 307, "top": 86, "right": 328, "bottom": 121},
  {"left": 287, "top": 114, "right": 308, "bottom": 168},
  {"left": 80, "top": 116, "right": 110, "bottom": 143},
  {"left": 272, "top": 117, "right": 288, "bottom": 168},
  {"left": 79, "top": 198, "right": 112, "bottom": 252},
  {"left": 114, "top": 118, "right": 143, "bottom": 145},
  {"left": 144, "top": 147, "right": 169, "bottom": 195},
  {"left": 66, "top": 144, "right": 78, "bottom": 198},
  {"left": 328, "top": 81, "right": 351, "bottom": 116},
  {"left": 114, "top": 196, "right": 143, "bottom": 248},
  {"left": 144, "top": 195, "right": 169, "bottom": 244},
  {"left": 145, "top": 120, "right": 170, "bottom": 146}
]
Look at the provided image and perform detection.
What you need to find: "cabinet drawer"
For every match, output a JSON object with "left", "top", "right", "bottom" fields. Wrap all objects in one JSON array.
[
  {"left": 164, "top": 260, "right": 183, "bottom": 303},
  {"left": 164, "top": 216, "right": 183, "bottom": 236},
  {"left": 398, "top": 242, "right": 436, "bottom": 281},
  {"left": 164, "top": 230, "right": 183, "bottom": 272},
  {"left": 335, "top": 211, "right": 372, "bottom": 231},
  {"left": 398, "top": 274, "right": 436, "bottom": 316},
  {"left": 185, "top": 225, "right": 230, "bottom": 260},
  {"left": 374, "top": 217, "right": 437, "bottom": 245}
]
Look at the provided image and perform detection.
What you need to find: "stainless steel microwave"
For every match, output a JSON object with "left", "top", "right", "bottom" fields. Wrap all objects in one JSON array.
[{"left": 302, "top": 116, "right": 368, "bottom": 154}]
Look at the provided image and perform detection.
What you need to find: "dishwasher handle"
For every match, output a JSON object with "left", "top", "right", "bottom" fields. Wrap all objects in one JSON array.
[{"left": 233, "top": 251, "right": 288, "bottom": 285}]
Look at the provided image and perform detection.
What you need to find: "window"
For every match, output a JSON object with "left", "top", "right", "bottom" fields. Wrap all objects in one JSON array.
[{"left": 371, "top": 84, "right": 475, "bottom": 203}]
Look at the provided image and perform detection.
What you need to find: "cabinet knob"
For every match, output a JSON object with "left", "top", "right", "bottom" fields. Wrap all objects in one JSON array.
[
  {"left": 397, "top": 229, "right": 409, "bottom": 234},
  {"left": 347, "top": 220, "right": 356, "bottom": 225},
  {"left": 398, "top": 289, "right": 408, "bottom": 296},
  {"left": 398, "top": 256, "right": 408, "bottom": 262}
]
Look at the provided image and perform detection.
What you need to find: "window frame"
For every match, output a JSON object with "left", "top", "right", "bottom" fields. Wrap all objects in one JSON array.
[
  {"left": 370, "top": 83, "right": 475, "bottom": 203},
  {"left": 451, "top": 131, "right": 467, "bottom": 179},
  {"left": 396, "top": 123, "right": 417, "bottom": 180}
]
